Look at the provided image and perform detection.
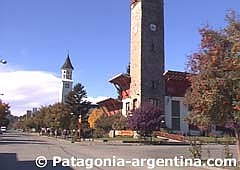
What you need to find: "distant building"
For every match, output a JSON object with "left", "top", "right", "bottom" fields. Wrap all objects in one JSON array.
[
  {"left": 26, "top": 110, "right": 32, "bottom": 118},
  {"left": 32, "top": 107, "right": 38, "bottom": 117},
  {"left": 32, "top": 107, "right": 38, "bottom": 114},
  {"left": 59, "top": 54, "right": 74, "bottom": 104}
]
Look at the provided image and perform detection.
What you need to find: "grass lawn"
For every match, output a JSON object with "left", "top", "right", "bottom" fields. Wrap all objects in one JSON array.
[
  {"left": 97, "top": 136, "right": 163, "bottom": 142},
  {"left": 97, "top": 136, "right": 236, "bottom": 144},
  {"left": 187, "top": 136, "right": 236, "bottom": 144}
]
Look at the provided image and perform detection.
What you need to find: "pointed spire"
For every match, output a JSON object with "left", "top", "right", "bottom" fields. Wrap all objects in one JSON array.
[{"left": 61, "top": 52, "right": 74, "bottom": 70}]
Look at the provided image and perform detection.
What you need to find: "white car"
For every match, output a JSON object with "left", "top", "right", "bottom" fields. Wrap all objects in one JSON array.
[{"left": 1, "top": 126, "right": 7, "bottom": 132}]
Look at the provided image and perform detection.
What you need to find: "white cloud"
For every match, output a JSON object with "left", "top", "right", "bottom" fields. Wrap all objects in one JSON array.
[
  {"left": 0, "top": 66, "right": 110, "bottom": 116},
  {"left": 86, "top": 96, "right": 110, "bottom": 104},
  {"left": 0, "top": 68, "right": 61, "bottom": 116}
]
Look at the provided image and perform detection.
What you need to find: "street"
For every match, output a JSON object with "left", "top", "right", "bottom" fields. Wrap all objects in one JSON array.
[{"left": 0, "top": 131, "right": 237, "bottom": 170}]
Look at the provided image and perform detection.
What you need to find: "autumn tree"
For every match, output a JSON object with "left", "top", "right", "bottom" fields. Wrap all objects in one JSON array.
[
  {"left": 24, "top": 117, "right": 37, "bottom": 129},
  {"left": 88, "top": 107, "right": 105, "bottom": 129},
  {"left": 0, "top": 102, "right": 10, "bottom": 126},
  {"left": 185, "top": 11, "right": 240, "bottom": 163},
  {"left": 33, "top": 106, "right": 48, "bottom": 129},
  {"left": 43, "top": 103, "right": 72, "bottom": 130},
  {"left": 128, "top": 103, "right": 164, "bottom": 137},
  {"left": 18, "top": 103, "right": 72, "bottom": 131}
]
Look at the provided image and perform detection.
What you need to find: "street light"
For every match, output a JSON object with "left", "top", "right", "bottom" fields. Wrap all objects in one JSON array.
[
  {"left": 160, "top": 120, "right": 165, "bottom": 129},
  {"left": 78, "top": 115, "right": 82, "bottom": 141},
  {"left": 70, "top": 112, "right": 82, "bottom": 142},
  {"left": 0, "top": 59, "right": 7, "bottom": 64}
]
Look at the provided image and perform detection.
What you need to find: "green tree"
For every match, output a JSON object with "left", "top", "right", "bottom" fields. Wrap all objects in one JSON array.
[
  {"left": 112, "top": 113, "right": 128, "bottom": 130},
  {"left": 54, "top": 103, "right": 72, "bottom": 130},
  {"left": 33, "top": 106, "right": 48, "bottom": 129},
  {"left": 94, "top": 113, "right": 128, "bottom": 138},
  {"left": 65, "top": 83, "right": 91, "bottom": 137},
  {"left": 24, "top": 117, "right": 36, "bottom": 129},
  {"left": 126, "top": 63, "right": 130, "bottom": 75},
  {"left": 94, "top": 113, "right": 114, "bottom": 138},
  {"left": 185, "top": 11, "right": 240, "bottom": 163}
]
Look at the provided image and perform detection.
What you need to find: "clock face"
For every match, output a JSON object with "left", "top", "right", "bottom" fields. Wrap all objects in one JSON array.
[{"left": 150, "top": 24, "right": 157, "bottom": 31}]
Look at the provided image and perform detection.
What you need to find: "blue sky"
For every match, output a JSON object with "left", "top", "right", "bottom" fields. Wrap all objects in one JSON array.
[{"left": 0, "top": 0, "right": 240, "bottom": 115}]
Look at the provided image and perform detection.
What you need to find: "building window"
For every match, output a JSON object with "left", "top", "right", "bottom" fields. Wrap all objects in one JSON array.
[
  {"left": 172, "top": 118, "right": 180, "bottom": 130},
  {"left": 172, "top": 100, "right": 180, "bottom": 117},
  {"left": 171, "top": 100, "right": 180, "bottom": 130},
  {"left": 151, "top": 43, "right": 155, "bottom": 52},
  {"left": 66, "top": 73, "right": 72, "bottom": 79},
  {"left": 126, "top": 102, "right": 130, "bottom": 112},
  {"left": 151, "top": 80, "right": 157, "bottom": 89},
  {"left": 133, "top": 99, "right": 137, "bottom": 110},
  {"left": 64, "top": 83, "right": 70, "bottom": 88}
]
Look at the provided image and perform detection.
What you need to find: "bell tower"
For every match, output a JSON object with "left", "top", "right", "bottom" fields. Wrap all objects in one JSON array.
[
  {"left": 130, "top": 0, "right": 165, "bottom": 109},
  {"left": 59, "top": 53, "right": 74, "bottom": 103}
]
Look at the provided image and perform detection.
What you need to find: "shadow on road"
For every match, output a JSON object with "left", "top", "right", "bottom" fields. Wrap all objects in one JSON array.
[
  {"left": 0, "top": 141, "right": 51, "bottom": 145},
  {"left": 0, "top": 137, "right": 51, "bottom": 145},
  {"left": 0, "top": 133, "right": 52, "bottom": 145},
  {"left": 0, "top": 153, "right": 73, "bottom": 170}
]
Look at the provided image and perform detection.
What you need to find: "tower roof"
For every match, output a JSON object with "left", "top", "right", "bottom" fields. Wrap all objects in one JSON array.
[{"left": 61, "top": 54, "right": 74, "bottom": 70}]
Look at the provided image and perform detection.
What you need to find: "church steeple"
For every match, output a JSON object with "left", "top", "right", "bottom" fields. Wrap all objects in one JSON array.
[
  {"left": 61, "top": 53, "right": 74, "bottom": 70},
  {"left": 59, "top": 53, "right": 74, "bottom": 103}
]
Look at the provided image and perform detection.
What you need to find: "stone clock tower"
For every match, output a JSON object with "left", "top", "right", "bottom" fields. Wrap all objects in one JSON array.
[{"left": 130, "top": 0, "right": 165, "bottom": 110}]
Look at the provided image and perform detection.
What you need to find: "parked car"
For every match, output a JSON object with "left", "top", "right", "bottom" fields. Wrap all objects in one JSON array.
[
  {"left": 1, "top": 126, "right": 7, "bottom": 132},
  {"left": 0, "top": 129, "right": 2, "bottom": 142}
]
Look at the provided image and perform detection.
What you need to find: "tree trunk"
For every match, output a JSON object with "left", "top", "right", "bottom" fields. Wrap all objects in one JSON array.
[{"left": 235, "top": 127, "right": 240, "bottom": 166}]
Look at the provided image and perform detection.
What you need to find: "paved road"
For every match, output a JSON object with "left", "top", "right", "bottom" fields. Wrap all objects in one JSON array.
[{"left": 0, "top": 131, "right": 237, "bottom": 170}]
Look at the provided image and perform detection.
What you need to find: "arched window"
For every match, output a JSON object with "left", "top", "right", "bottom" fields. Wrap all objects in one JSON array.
[{"left": 133, "top": 99, "right": 137, "bottom": 110}]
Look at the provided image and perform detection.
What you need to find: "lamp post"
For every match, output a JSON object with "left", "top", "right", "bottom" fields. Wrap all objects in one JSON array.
[
  {"left": 78, "top": 115, "right": 82, "bottom": 142},
  {"left": 160, "top": 120, "right": 165, "bottom": 129},
  {"left": 70, "top": 112, "right": 76, "bottom": 143},
  {"left": 0, "top": 59, "right": 7, "bottom": 64},
  {"left": 70, "top": 112, "right": 82, "bottom": 142}
]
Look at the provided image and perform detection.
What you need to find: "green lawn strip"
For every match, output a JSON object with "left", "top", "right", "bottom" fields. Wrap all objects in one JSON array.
[
  {"left": 97, "top": 136, "right": 163, "bottom": 142},
  {"left": 187, "top": 136, "right": 236, "bottom": 144}
]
